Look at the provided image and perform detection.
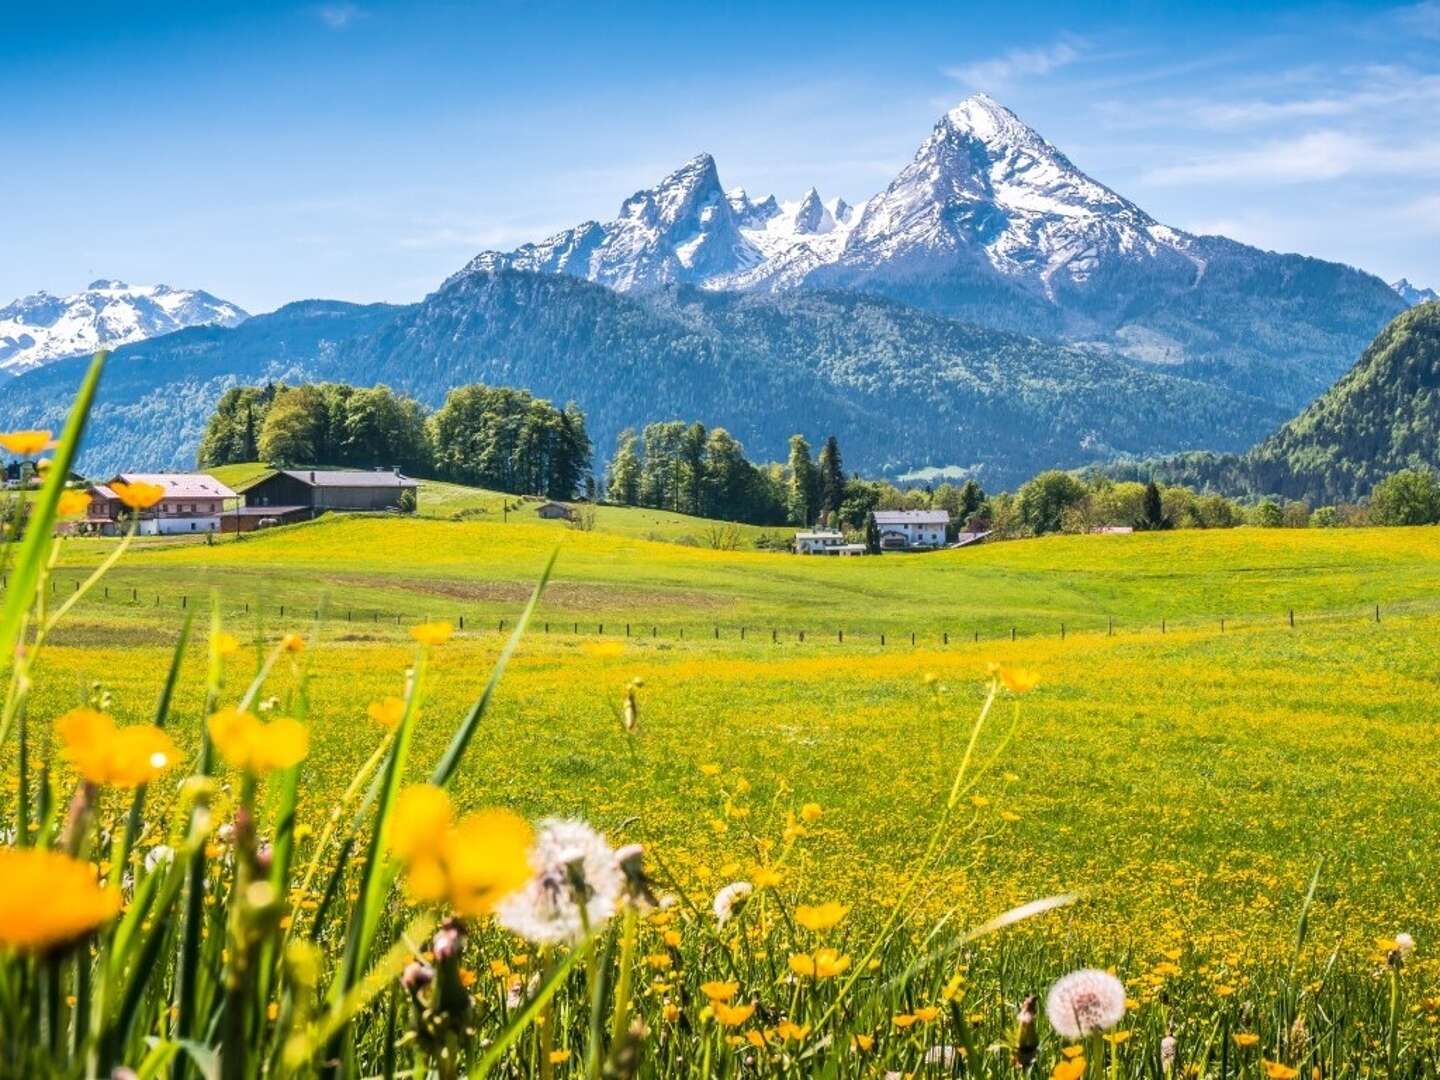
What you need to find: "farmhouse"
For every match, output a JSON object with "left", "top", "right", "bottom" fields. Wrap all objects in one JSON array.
[
  {"left": 241, "top": 469, "right": 419, "bottom": 517},
  {"left": 793, "top": 528, "right": 866, "bottom": 555},
  {"left": 535, "top": 501, "right": 574, "bottom": 520},
  {"left": 873, "top": 509, "right": 950, "bottom": 550},
  {"left": 86, "top": 473, "right": 237, "bottom": 536}
]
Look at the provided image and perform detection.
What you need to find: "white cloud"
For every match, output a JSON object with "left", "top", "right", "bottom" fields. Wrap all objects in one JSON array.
[
  {"left": 1143, "top": 130, "right": 1440, "bottom": 185},
  {"left": 313, "top": 3, "right": 363, "bottom": 30},
  {"left": 1402, "top": 194, "right": 1440, "bottom": 233},
  {"left": 946, "top": 39, "right": 1084, "bottom": 88},
  {"left": 1398, "top": 1, "right": 1440, "bottom": 38}
]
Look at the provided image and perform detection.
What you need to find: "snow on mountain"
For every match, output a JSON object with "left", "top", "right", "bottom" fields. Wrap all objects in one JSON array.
[
  {"left": 1392, "top": 278, "right": 1439, "bottom": 305},
  {"left": 460, "top": 93, "right": 1209, "bottom": 303},
  {"left": 826, "top": 93, "right": 1205, "bottom": 298},
  {"left": 458, "top": 154, "right": 763, "bottom": 290},
  {"left": 0, "top": 280, "right": 248, "bottom": 375}
]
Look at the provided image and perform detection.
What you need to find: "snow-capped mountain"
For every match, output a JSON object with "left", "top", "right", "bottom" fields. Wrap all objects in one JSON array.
[
  {"left": 457, "top": 92, "right": 1403, "bottom": 406},
  {"left": 1391, "top": 278, "right": 1439, "bottom": 305},
  {"left": 0, "top": 280, "right": 248, "bottom": 375},
  {"left": 461, "top": 93, "right": 1201, "bottom": 302},
  {"left": 456, "top": 155, "right": 865, "bottom": 293}
]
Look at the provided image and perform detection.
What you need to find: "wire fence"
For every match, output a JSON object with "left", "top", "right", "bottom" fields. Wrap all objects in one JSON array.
[{"left": 7, "top": 568, "right": 1423, "bottom": 652}]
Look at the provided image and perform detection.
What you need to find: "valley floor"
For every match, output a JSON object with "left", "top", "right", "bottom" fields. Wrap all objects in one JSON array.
[{"left": 20, "top": 520, "right": 1440, "bottom": 961}]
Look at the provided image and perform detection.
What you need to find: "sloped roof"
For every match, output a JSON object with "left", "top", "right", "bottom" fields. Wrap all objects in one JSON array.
[
  {"left": 277, "top": 469, "right": 418, "bottom": 489},
  {"left": 99, "top": 473, "right": 237, "bottom": 499},
  {"left": 873, "top": 509, "right": 950, "bottom": 525}
]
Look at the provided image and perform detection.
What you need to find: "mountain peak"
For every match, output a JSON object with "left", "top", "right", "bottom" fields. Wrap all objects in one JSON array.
[
  {"left": 1391, "top": 278, "right": 1439, "bottom": 306},
  {"left": 942, "top": 93, "right": 1039, "bottom": 146},
  {"left": 0, "top": 281, "right": 248, "bottom": 376}
]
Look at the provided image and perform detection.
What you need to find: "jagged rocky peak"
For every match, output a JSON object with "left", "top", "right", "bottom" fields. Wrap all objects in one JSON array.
[
  {"left": 618, "top": 153, "right": 726, "bottom": 228},
  {"left": 1392, "top": 278, "right": 1439, "bottom": 306},
  {"left": 792, "top": 188, "right": 834, "bottom": 234}
]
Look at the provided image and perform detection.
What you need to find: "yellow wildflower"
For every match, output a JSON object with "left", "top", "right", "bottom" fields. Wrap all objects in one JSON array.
[
  {"left": 207, "top": 708, "right": 309, "bottom": 774},
  {"left": 409, "top": 621, "right": 453, "bottom": 646},
  {"left": 110, "top": 480, "right": 165, "bottom": 510},
  {"left": 1233, "top": 1033, "right": 1261, "bottom": 1049},
  {"left": 700, "top": 981, "right": 738, "bottom": 1002},
  {"left": 280, "top": 633, "right": 304, "bottom": 653},
  {"left": 56, "top": 490, "right": 90, "bottom": 517},
  {"left": 776, "top": 1020, "right": 809, "bottom": 1041},
  {"left": 711, "top": 1001, "right": 755, "bottom": 1027},
  {"left": 214, "top": 632, "right": 241, "bottom": 657},
  {"left": 367, "top": 696, "right": 406, "bottom": 729},
  {"left": 0, "top": 848, "right": 120, "bottom": 950},
  {"left": 385, "top": 784, "right": 531, "bottom": 917},
  {"left": 1051, "top": 1059, "right": 1085, "bottom": 1080},
  {"left": 794, "top": 901, "right": 848, "bottom": 932},
  {"left": 1263, "top": 1063, "right": 1299, "bottom": 1080},
  {"left": 988, "top": 663, "right": 1039, "bottom": 693},
  {"left": 56, "top": 708, "right": 177, "bottom": 788},
  {"left": 799, "top": 802, "right": 823, "bottom": 823},
  {"left": 0, "top": 429, "right": 53, "bottom": 456}
]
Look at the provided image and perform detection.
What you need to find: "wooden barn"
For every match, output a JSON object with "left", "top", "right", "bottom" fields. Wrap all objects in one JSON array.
[{"left": 242, "top": 469, "right": 419, "bottom": 516}]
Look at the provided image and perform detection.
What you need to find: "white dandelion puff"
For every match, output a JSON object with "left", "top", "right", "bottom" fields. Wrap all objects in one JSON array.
[
  {"left": 495, "top": 818, "right": 622, "bottom": 945},
  {"left": 1396, "top": 932, "right": 1416, "bottom": 956},
  {"left": 143, "top": 844, "right": 175, "bottom": 872},
  {"left": 1045, "top": 968, "right": 1127, "bottom": 1039},
  {"left": 712, "top": 881, "right": 753, "bottom": 926}
]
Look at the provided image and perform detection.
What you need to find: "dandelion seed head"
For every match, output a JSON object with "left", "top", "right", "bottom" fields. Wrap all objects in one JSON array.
[
  {"left": 712, "top": 881, "right": 753, "bottom": 926},
  {"left": 495, "top": 818, "right": 621, "bottom": 945},
  {"left": 1045, "top": 968, "right": 1127, "bottom": 1039}
]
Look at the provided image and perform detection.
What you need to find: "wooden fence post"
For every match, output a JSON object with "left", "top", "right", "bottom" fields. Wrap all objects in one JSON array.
[
  {"left": 943, "top": 631, "right": 949, "bottom": 645},
  {"left": 1010, "top": 627, "right": 1016, "bottom": 641},
  {"left": 1289, "top": 609, "right": 1294, "bottom": 628},
  {"left": 1375, "top": 604, "right": 1381, "bottom": 623},
  {"left": 880, "top": 632, "right": 885, "bottom": 646}
]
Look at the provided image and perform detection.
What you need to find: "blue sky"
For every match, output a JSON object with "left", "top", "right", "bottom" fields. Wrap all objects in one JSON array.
[{"left": 4, "top": 0, "right": 1439, "bottom": 313}]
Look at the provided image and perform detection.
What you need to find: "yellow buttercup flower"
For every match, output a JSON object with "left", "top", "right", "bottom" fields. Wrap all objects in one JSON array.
[
  {"left": 700, "top": 981, "right": 738, "bottom": 1002},
  {"left": 0, "top": 847, "right": 120, "bottom": 950},
  {"left": 1051, "top": 1059, "right": 1085, "bottom": 1080},
  {"left": 1233, "top": 1033, "right": 1261, "bottom": 1049},
  {"left": 280, "top": 633, "right": 304, "bottom": 653},
  {"left": 0, "top": 429, "right": 53, "bottom": 456},
  {"left": 367, "top": 696, "right": 407, "bottom": 729},
  {"left": 1263, "top": 1063, "right": 1299, "bottom": 1080},
  {"left": 988, "top": 663, "right": 1039, "bottom": 694},
  {"left": 794, "top": 901, "right": 848, "bottom": 932},
  {"left": 56, "top": 708, "right": 177, "bottom": 788},
  {"left": 109, "top": 480, "right": 165, "bottom": 510},
  {"left": 892, "top": 1013, "right": 918, "bottom": 1028},
  {"left": 776, "top": 1020, "right": 809, "bottom": 1041},
  {"left": 711, "top": 1001, "right": 755, "bottom": 1027},
  {"left": 799, "top": 802, "right": 823, "bottom": 823},
  {"left": 207, "top": 708, "right": 309, "bottom": 774},
  {"left": 214, "top": 632, "right": 241, "bottom": 657},
  {"left": 386, "top": 784, "right": 531, "bottom": 917},
  {"left": 913, "top": 1005, "right": 940, "bottom": 1022},
  {"left": 852, "top": 1034, "right": 874, "bottom": 1052},
  {"left": 751, "top": 866, "right": 782, "bottom": 888},
  {"left": 409, "top": 621, "right": 453, "bottom": 646},
  {"left": 56, "top": 490, "right": 90, "bottom": 517},
  {"left": 790, "top": 948, "right": 850, "bottom": 979}
]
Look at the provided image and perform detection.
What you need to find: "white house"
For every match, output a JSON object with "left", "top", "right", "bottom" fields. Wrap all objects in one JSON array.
[
  {"left": 88, "top": 473, "right": 237, "bottom": 536},
  {"left": 794, "top": 528, "right": 866, "bottom": 555},
  {"left": 873, "top": 509, "right": 949, "bottom": 550}
]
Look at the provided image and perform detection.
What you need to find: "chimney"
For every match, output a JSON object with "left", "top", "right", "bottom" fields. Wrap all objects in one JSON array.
[{"left": 309, "top": 470, "right": 315, "bottom": 483}]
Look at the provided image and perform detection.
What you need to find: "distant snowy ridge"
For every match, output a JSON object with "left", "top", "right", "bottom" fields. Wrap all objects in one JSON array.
[
  {"left": 1392, "top": 278, "right": 1439, "bottom": 306},
  {"left": 0, "top": 280, "right": 248, "bottom": 375}
]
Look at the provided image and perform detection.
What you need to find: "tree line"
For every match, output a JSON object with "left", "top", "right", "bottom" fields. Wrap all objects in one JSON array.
[{"left": 197, "top": 382, "right": 592, "bottom": 500}]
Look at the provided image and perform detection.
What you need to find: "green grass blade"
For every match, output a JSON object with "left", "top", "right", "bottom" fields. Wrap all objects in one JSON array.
[
  {"left": 430, "top": 547, "right": 556, "bottom": 788},
  {"left": 0, "top": 350, "right": 105, "bottom": 677}
]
